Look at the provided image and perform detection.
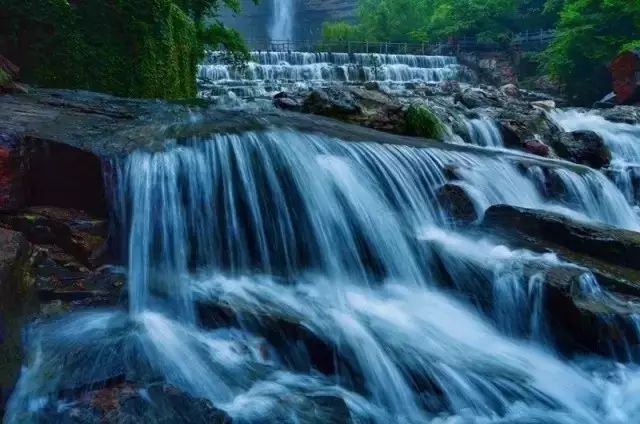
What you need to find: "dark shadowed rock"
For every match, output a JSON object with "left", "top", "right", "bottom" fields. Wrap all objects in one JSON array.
[
  {"left": 39, "top": 382, "right": 232, "bottom": 424},
  {"left": 364, "top": 81, "right": 380, "bottom": 91},
  {"left": 0, "top": 228, "right": 34, "bottom": 416},
  {"left": 301, "top": 86, "right": 408, "bottom": 135},
  {"left": 0, "top": 207, "right": 108, "bottom": 267},
  {"left": 483, "top": 205, "right": 640, "bottom": 271},
  {"left": 303, "top": 87, "right": 362, "bottom": 118},
  {"left": 0, "top": 131, "right": 27, "bottom": 211},
  {"left": 552, "top": 130, "right": 611, "bottom": 169},
  {"left": 436, "top": 184, "right": 477, "bottom": 224}
]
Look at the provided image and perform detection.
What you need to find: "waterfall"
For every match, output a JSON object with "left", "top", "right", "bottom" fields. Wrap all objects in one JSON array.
[
  {"left": 464, "top": 117, "right": 504, "bottom": 147},
  {"left": 7, "top": 129, "right": 640, "bottom": 423},
  {"left": 270, "top": 0, "right": 294, "bottom": 41},
  {"left": 551, "top": 110, "right": 640, "bottom": 205},
  {"left": 198, "top": 52, "right": 461, "bottom": 99}
]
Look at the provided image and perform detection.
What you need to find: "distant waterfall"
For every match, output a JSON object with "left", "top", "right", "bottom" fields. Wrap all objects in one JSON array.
[{"left": 270, "top": 0, "right": 294, "bottom": 41}]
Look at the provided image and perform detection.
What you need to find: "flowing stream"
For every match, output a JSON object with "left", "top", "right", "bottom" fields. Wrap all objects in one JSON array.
[{"left": 6, "top": 128, "right": 640, "bottom": 423}]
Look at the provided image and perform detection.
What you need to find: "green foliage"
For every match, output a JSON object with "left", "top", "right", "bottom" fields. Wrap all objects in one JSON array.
[
  {"left": 405, "top": 105, "right": 446, "bottom": 140},
  {"left": 0, "top": 68, "right": 10, "bottom": 86},
  {"left": 0, "top": 0, "right": 252, "bottom": 99},
  {"left": 543, "top": 0, "right": 640, "bottom": 105},
  {"left": 621, "top": 40, "right": 640, "bottom": 53},
  {"left": 322, "top": 0, "right": 524, "bottom": 43},
  {"left": 322, "top": 21, "right": 366, "bottom": 42},
  {"left": 428, "top": 0, "right": 518, "bottom": 43}
]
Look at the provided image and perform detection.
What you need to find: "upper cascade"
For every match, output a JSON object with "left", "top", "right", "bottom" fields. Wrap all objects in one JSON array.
[{"left": 198, "top": 51, "right": 460, "bottom": 99}]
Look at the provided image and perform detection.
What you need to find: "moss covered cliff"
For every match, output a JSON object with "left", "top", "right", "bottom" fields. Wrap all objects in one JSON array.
[{"left": 0, "top": 0, "right": 210, "bottom": 99}]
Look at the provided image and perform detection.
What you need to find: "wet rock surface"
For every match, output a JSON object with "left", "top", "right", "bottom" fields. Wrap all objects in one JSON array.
[
  {"left": 483, "top": 204, "right": 640, "bottom": 272},
  {"left": 552, "top": 130, "right": 611, "bottom": 168},
  {"left": 436, "top": 183, "right": 478, "bottom": 224},
  {"left": 38, "top": 382, "right": 232, "bottom": 424}
]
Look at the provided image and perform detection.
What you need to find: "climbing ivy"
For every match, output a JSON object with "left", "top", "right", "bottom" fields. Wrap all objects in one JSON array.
[{"left": 0, "top": 0, "right": 252, "bottom": 99}]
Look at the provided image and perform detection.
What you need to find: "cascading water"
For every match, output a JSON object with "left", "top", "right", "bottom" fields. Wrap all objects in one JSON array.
[
  {"left": 464, "top": 117, "right": 504, "bottom": 148},
  {"left": 551, "top": 110, "right": 640, "bottom": 206},
  {"left": 270, "top": 0, "right": 294, "bottom": 41},
  {"left": 198, "top": 52, "right": 461, "bottom": 100},
  {"left": 7, "top": 129, "right": 640, "bottom": 423}
]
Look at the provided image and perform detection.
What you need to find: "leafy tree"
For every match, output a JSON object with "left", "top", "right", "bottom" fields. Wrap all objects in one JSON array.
[
  {"left": 543, "top": 0, "right": 640, "bottom": 104},
  {"left": 427, "top": 0, "right": 518, "bottom": 43}
]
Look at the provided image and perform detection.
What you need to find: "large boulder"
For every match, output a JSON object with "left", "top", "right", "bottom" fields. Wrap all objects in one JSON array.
[
  {"left": 302, "top": 87, "right": 363, "bottom": 118},
  {"left": 483, "top": 205, "right": 640, "bottom": 271},
  {"left": 551, "top": 130, "right": 611, "bottom": 169},
  {"left": 482, "top": 205, "right": 640, "bottom": 301},
  {"left": 493, "top": 106, "right": 563, "bottom": 151},
  {"left": 301, "top": 86, "right": 407, "bottom": 135}
]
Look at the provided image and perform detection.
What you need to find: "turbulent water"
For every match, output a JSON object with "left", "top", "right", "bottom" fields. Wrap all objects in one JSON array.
[
  {"left": 6, "top": 128, "right": 640, "bottom": 423},
  {"left": 198, "top": 52, "right": 460, "bottom": 100},
  {"left": 551, "top": 110, "right": 640, "bottom": 206}
]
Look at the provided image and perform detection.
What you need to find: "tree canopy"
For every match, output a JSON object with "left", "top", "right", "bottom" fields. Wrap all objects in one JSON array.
[{"left": 323, "top": 0, "right": 639, "bottom": 104}]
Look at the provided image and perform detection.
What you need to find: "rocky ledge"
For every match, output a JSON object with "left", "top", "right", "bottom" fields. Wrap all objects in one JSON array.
[{"left": 273, "top": 82, "right": 636, "bottom": 170}]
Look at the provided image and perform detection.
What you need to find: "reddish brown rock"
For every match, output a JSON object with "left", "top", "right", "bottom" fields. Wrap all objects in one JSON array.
[
  {"left": 0, "top": 132, "right": 27, "bottom": 211},
  {"left": 609, "top": 50, "right": 640, "bottom": 105},
  {"left": 523, "top": 139, "right": 550, "bottom": 157}
]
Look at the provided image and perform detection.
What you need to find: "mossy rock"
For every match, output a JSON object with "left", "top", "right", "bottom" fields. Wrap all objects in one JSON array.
[{"left": 404, "top": 105, "right": 446, "bottom": 140}]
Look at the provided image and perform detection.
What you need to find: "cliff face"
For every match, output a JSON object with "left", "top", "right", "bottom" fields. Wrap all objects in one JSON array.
[{"left": 220, "top": 0, "right": 357, "bottom": 42}]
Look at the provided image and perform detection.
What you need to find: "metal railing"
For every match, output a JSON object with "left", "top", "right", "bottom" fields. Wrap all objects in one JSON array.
[
  {"left": 243, "top": 29, "right": 556, "bottom": 55},
  {"left": 246, "top": 39, "right": 435, "bottom": 54}
]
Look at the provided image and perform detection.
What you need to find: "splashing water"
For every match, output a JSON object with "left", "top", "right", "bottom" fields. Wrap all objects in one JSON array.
[
  {"left": 7, "top": 130, "right": 640, "bottom": 423},
  {"left": 551, "top": 110, "right": 640, "bottom": 206},
  {"left": 198, "top": 52, "right": 461, "bottom": 100},
  {"left": 465, "top": 117, "right": 504, "bottom": 148}
]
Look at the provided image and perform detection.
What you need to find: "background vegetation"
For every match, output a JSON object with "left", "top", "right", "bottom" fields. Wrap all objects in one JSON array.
[
  {"left": 323, "top": 0, "right": 639, "bottom": 104},
  {"left": 0, "top": 0, "right": 254, "bottom": 99}
]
